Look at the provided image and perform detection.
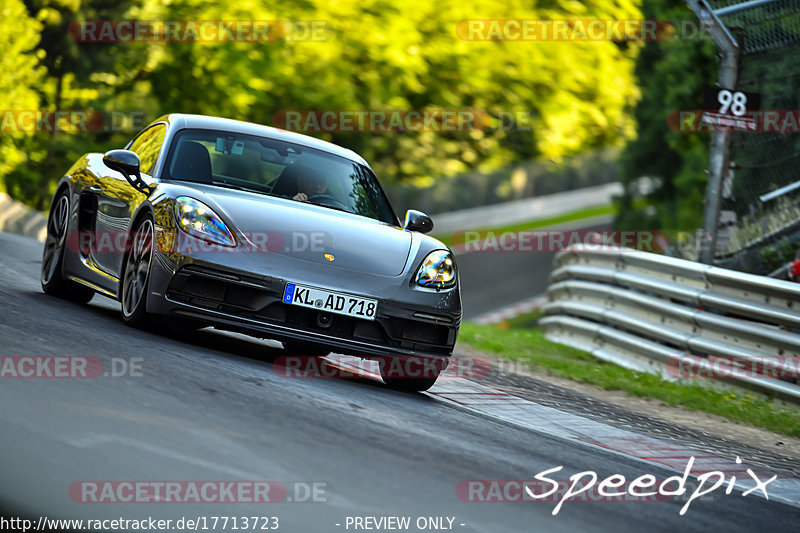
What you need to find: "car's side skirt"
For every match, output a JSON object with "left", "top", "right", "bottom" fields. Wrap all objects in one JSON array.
[{"left": 67, "top": 276, "right": 118, "bottom": 300}]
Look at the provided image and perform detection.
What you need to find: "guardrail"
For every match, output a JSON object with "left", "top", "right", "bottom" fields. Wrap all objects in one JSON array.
[
  {"left": 541, "top": 244, "right": 800, "bottom": 403},
  {"left": 0, "top": 193, "right": 47, "bottom": 241}
]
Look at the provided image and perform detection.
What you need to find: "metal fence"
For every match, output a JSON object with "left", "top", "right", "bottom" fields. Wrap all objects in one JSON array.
[
  {"left": 697, "top": 1, "right": 800, "bottom": 272},
  {"left": 541, "top": 244, "right": 800, "bottom": 403}
]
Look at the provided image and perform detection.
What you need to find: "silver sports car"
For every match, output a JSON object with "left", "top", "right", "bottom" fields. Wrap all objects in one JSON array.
[{"left": 41, "top": 114, "right": 462, "bottom": 391}]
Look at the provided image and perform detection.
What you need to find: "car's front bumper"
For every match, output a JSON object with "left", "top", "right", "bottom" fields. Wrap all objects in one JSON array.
[{"left": 146, "top": 247, "right": 462, "bottom": 360}]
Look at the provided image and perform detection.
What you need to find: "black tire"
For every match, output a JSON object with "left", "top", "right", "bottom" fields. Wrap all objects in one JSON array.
[
  {"left": 41, "top": 189, "right": 94, "bottom": 304},
  {"left": 282, "top": 339, "right": 330, "bottom": 357},
  {"left": 121, "top": 215, "right": 155, "bottom": 328},
  {"left": 378, "top": 356, "right": 443, "bottom": 392}
]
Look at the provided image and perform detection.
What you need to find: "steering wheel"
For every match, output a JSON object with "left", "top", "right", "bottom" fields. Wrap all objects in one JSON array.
[{"left": 307, "top": 193, "right": 348, "bottom": 210}]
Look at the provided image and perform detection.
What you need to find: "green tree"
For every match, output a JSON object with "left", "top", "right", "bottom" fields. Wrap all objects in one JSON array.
[
  {"left": 3, "top": 0, "right": 647, "bottom": 209},
  {"left": 135, "top": 0, "right": 644, "bottom": 184},
  {"left": 3, "top": 0, "right": 136, "bottom": 208},
  {"left": 615, "top": 0, "right": 717, "bottom": 232},
  {"left": 0, "top": 0, "right": 45, "bottom": 189}
]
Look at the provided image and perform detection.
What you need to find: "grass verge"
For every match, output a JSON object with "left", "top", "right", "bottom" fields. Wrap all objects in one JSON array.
[{"left": 458, "top": 315, "right": 800, "bottom": 438}]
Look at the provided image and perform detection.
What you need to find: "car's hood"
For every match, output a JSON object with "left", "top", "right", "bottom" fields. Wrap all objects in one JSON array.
[{"left": 183, "top": 185, "right": 412, "bottom": 276}]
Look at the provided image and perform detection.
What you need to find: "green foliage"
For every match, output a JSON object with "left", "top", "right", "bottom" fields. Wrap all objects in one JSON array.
[
  {"left": 615, "top": 0, "right": 717, "bottom": 232},
  {"left": 2, "top": 0, "right": 137, "bottom": 208},
  {"left": 459, "top": 320, "right": 800, "bottom": 437},
  {"left": 2, "top": 0, "right": 644, "bottom": 209},
  {"left": 0, "top": 0, "right": 45, "bottom": 187}
]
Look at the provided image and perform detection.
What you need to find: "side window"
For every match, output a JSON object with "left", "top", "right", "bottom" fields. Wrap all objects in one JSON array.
[{"left": 128, "top": 124, "right": 167, "bottom": 175}]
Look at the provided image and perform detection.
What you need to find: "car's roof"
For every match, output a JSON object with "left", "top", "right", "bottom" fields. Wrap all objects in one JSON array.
[{"left": 157, "top": 113, "right": 369, "bottom": 167}]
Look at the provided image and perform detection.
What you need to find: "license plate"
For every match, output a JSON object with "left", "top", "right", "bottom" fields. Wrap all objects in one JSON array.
[{"left": 282, "top": 283, "right": 378, "bottom": 320}]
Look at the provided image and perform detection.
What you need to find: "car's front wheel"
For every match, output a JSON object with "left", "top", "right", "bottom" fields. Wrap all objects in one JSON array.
[
  {"left": 121, "top": 215, "right": 155, "bottom": 328},
  {"left": 41, "top": 189, "right": 94, "bottom": 304}
]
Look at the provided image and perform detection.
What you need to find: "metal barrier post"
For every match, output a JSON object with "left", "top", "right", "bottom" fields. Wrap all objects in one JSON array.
[{"left": 686, "top": 0, "right": 741, "bottom": 264}]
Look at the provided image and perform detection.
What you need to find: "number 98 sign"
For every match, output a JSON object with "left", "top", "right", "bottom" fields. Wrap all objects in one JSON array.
[
  {"left": 718, "top": 89, "right": 747, "bottom": 116},
  {"left": 704, "top": 87, "right": 760, "bottom": 117}
]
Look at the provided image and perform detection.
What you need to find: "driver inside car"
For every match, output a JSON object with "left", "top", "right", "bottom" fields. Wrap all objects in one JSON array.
[{"left": 293, "top": 172, "right": 329, "bottom": 203}]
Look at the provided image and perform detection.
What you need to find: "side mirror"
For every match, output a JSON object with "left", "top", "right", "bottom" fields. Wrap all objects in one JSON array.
[
  {"left": 403, "top": 209, "right": 434, "bottom": 234},
  {"left": 103, "top": 149, "right": 154, "bottom": 195}
]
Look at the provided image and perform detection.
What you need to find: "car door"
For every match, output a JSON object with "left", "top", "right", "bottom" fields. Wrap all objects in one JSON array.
[{"left": 93, "top": 123, "right": 167, "bottom": 280}]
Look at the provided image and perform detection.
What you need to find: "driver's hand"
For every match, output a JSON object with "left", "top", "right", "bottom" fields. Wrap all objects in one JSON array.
[{"left": 293, "top": 192, "right": 308, "bottom": 202}]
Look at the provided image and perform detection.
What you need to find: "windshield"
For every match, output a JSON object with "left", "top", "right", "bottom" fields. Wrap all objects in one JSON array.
[{"left": 162, "top": 128, "right": 398, "bottom": 225}]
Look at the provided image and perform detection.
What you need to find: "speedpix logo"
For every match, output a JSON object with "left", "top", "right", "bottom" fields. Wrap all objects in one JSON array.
[{"left": 457, "top": 456, "right": 776, "bottom": 516}]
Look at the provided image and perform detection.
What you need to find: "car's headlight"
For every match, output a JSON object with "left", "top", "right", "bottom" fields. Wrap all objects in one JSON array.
[
  {"left": 173, "top": 196, "right": 236, "bottom": 247},
  {"left": 415, "top": 250, "right": 456, "bottom": 289}
]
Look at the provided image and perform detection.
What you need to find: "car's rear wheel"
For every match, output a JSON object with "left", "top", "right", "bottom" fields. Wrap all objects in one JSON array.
[
  {"left": 121, "top": 216, "right": 155, "bottom": 328},
  {"left": 378, "top": 356, "right": 443, "bottom": 392},
  {"left": 41, "top": 190, "right": 94, "bottom": 304},
  {"left": 282, "top": 340, "right": 330, "bottom": 357}
]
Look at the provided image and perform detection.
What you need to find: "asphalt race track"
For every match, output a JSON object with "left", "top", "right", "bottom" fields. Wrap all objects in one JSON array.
[
  {"left": 455, "top": 218, "right": 612, "bottom": 319},
  {"left": 1, "top": 230, "right": 799, "bottom": 532}
]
